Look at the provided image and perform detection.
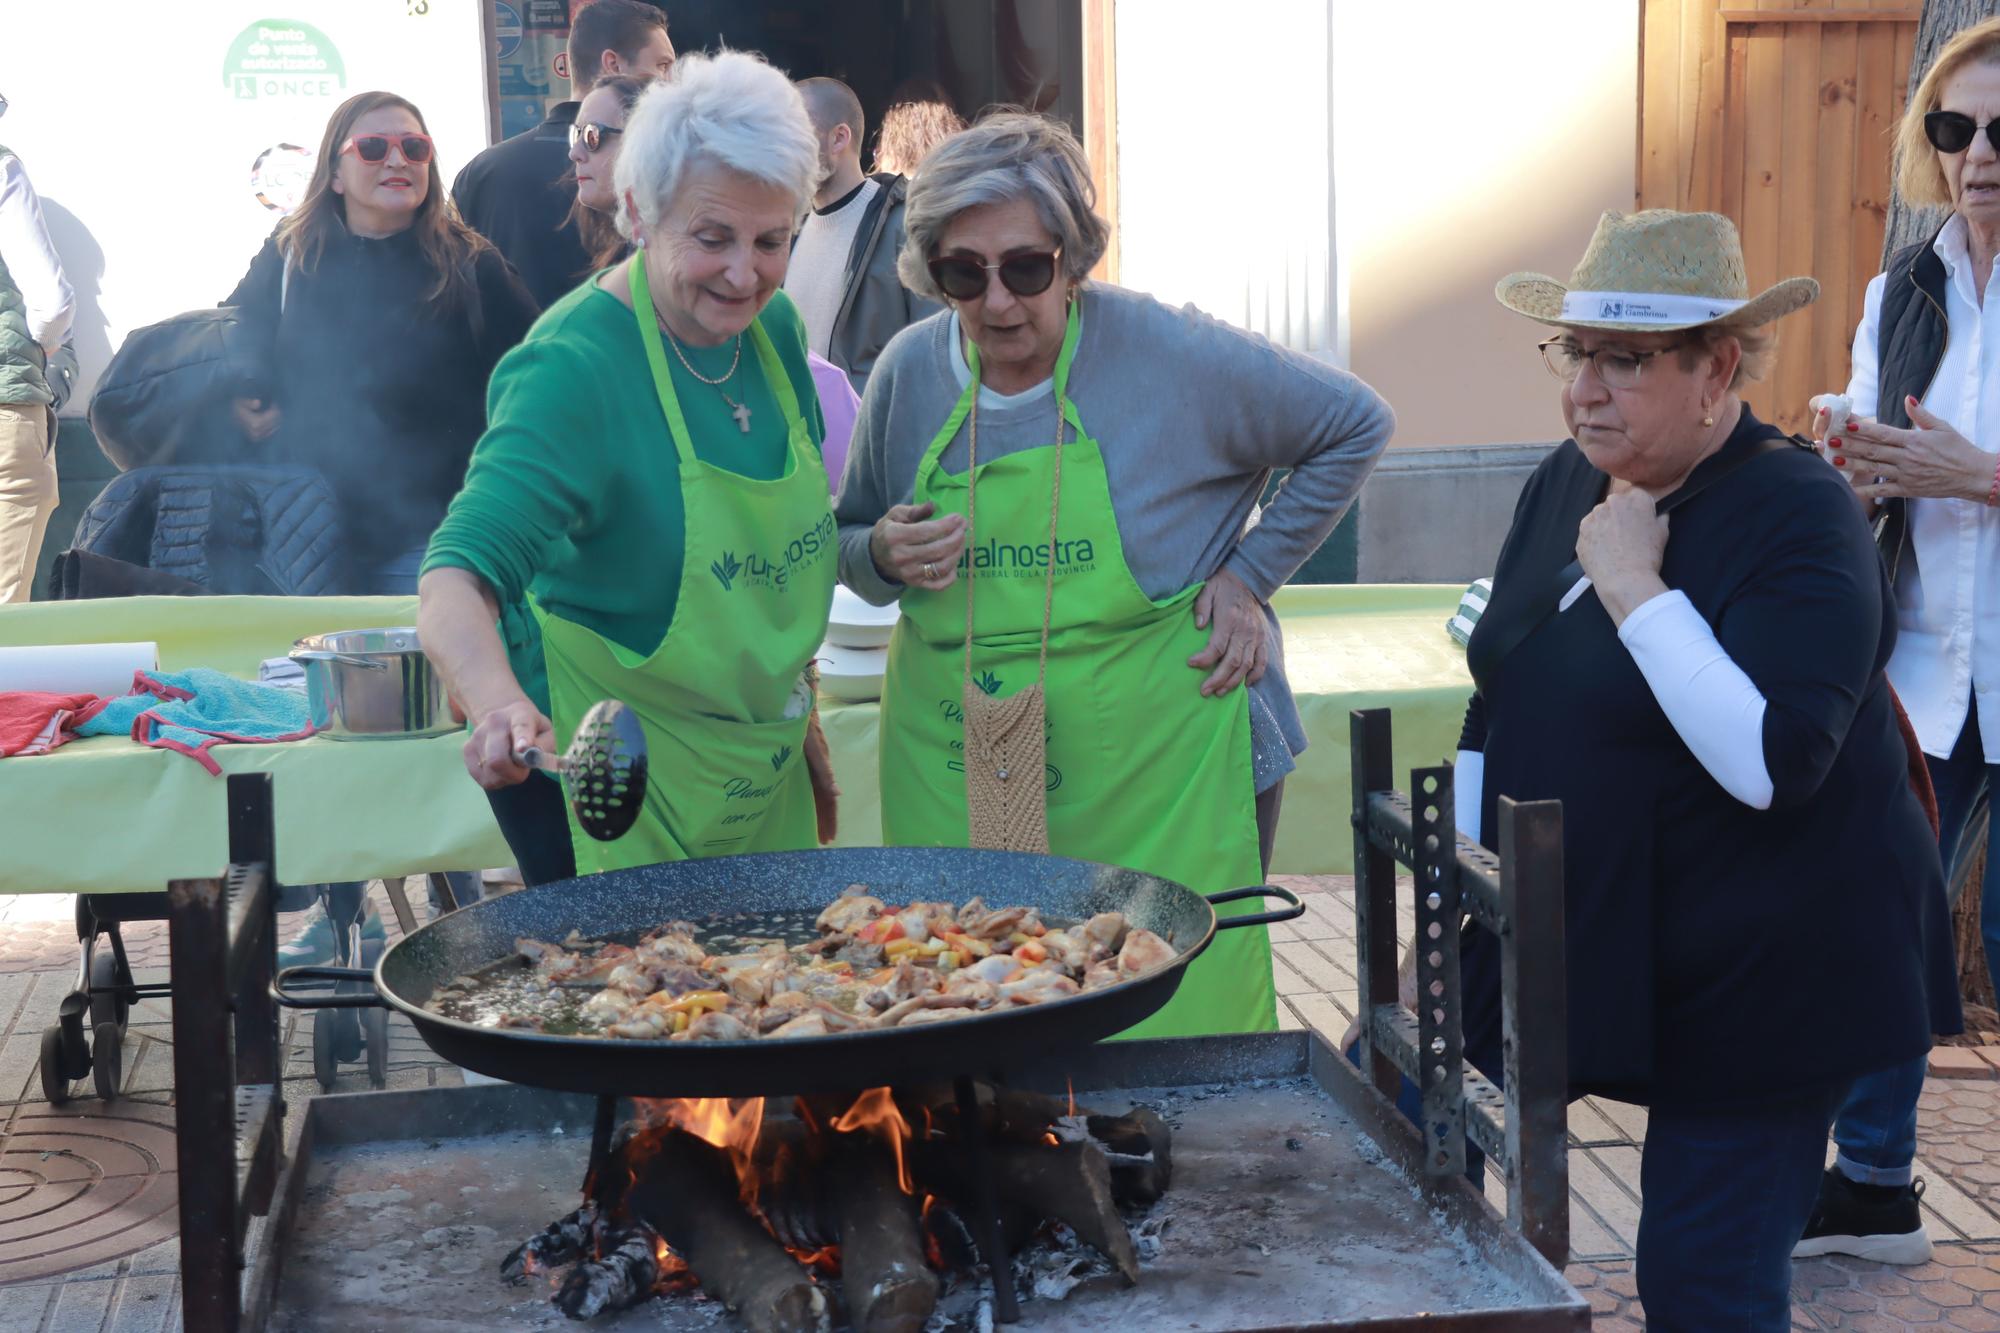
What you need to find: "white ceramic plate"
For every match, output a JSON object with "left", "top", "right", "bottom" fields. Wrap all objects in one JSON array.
[
  {"left": 815, "top": 640, "right": 888, "bottom": 702},
  {"left": 827, "top": 585, "right": 901, "bottom": 649}
]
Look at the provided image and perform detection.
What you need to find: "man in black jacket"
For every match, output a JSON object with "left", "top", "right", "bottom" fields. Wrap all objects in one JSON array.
[
  {"left": 787, "top": 78, "right": 939, "bottom": 393},
  {"left": 452, "top": 0, "right": 673, "bottom": 307}
]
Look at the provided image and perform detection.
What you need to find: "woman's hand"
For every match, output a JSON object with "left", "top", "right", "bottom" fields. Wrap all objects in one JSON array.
[
  {"left": 232, "top": 397, "right": 281, "bottom": 443},
  {"left": 868, "top": 501, "right": 967, "bottom": 590},
  {"left": 462, "top": 698, "right": 557, "bottom": 791},
  {"left": 1576, "top": 486, "right": 1670, "bottom": 627},
  {"left": 1833, "top": 398, "right": 1993, "bottom": 504},
  {"left": 1187, "top": 567, "right": 1270, "bottom": 698}
]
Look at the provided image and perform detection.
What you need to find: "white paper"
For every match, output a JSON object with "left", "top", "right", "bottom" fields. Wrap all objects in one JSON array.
[{"left": 0, "top": 642, "right": 157, "bottom": 697}]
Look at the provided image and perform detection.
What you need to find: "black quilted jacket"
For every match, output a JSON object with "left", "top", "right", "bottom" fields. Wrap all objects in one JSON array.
[{"left": 63, "top": 465, "right": 345, "bottom": 596}]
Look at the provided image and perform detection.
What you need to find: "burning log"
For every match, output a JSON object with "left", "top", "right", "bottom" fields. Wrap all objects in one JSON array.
[
  {"left": 833, "top": 1142, "right": 939, "bottom": 1333},
  {"left": 911, "top": 1139, "right": 1139, "bottom": 1286},
  {"left": 1087, "top": 1106, "right": 1173, "bottom": 1205},
  {"left": 501, "top": 1199, "right": 598, "bottom": 1284},
  {"left": 627, "top": 1128, "right": 831, "bottom": 1333},
  {"left": 553, "top": 1225, "right": 660, "bottom": 1320}
]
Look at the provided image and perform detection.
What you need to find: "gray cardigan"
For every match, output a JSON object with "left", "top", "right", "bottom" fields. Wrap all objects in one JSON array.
[{"left": 834, "top": 283, "right": 1395, "bottom": 781}]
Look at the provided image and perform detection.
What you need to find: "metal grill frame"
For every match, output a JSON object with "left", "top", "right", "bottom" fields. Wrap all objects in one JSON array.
[{"left": 1349, "top": 707, "right": 1570, "bottom": 1267}]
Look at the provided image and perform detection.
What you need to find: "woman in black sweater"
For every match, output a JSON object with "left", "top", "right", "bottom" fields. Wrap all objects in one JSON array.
[
  {"left": 1459, "top": 211, "right": 1959, "bottom": 1331},
  {"left": 225, "top": 92, "right": 557, "bottom": 959},
  {"left": 224, "top": 90, "right": 539, "bottom": 594}
]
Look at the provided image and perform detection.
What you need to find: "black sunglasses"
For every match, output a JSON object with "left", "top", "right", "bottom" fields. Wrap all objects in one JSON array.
[
  {"left": 1925, "top": 110, "right": 2000, "bottom": 155},
  {"left": 927, "top": 250, "right": 1061, "bottom": 302},
  {"left": 569, "top": 122, "right": 623, "bottom": 154},
  {"left": 341, "top": 132, "right": 434, "bottom": 164}
]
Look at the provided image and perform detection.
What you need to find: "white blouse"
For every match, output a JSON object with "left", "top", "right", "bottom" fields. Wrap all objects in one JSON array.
[{"left": 1847, "top": 213, "right": 2000, "bottom": 762}]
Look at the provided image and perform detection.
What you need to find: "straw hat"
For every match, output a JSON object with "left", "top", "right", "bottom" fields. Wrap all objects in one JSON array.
[{"left": 1495, "top": 209, "right": 1818, "bottom": 333}]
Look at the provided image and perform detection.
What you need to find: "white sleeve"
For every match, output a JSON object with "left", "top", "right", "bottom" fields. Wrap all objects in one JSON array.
[
  {"left": 1617, "top": 590, "right": 1774, "bottom": 809},
  {"left": 0, "top": 156, "right": 73, "bottom": 357},
  {"left": 1844, "top": 271, "right": 1886, "bottom": 420},
  {"left": 1453, "top": 749, "right": 1483, "bottom": 843}
]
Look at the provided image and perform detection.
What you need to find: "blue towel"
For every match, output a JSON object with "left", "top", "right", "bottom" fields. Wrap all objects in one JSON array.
[{"left": 74, "top": 668, "right": 315, "bottom": 774}]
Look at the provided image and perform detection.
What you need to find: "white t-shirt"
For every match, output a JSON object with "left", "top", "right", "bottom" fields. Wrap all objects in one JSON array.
[{"left": 785, "top": 178, "right": 879, "bottom": 358}]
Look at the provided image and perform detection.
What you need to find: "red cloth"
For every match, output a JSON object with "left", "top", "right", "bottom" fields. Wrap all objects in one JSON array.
[{"left": 0, "top": 690, "right": 100, "bottom": 757}]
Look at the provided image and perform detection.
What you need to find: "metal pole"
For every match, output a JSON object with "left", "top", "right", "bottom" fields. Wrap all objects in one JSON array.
[
  {"left": 1350, "top": 709, "right": 1401, "bottom": 1100},
  {"left": 170, "top": 876, "right": 241, "bottom": 1333},
  {"left": 1499, "top": 795, "right": 1569, "bottom": 1268}
]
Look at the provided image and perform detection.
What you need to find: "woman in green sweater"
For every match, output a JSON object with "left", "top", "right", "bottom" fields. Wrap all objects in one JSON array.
[{"left": 419, "top": 50, "right": 837, "bottom": 874}]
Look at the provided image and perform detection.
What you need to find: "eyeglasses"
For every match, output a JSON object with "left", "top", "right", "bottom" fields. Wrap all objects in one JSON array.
[
  {"left": 569, "top": 122, "right": 623, "bottom": 154},
  {"left": 340, "top": 133, "right": 434, "bottom": 164},
  {"left": 1925, "top": 110, "right": 2000, "bottom": 155},
  {"left": 926, "top": 250, "right": 1061, "bottom": 302},
  {"left": 1537, "top": 337, "right": 1684, "bottom": 389}
]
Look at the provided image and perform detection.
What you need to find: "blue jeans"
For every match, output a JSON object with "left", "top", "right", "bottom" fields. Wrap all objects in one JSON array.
[
  {"left": 1830, "top": 709, "right": 1991, "bottom": 1187},
  {"left": 1638, "top": 1086, "right": 1849, "bottom": 1333}
]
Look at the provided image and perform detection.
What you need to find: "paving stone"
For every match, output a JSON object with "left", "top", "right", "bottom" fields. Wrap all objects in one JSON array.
[
  {"left": 0, "top": 1283, "right": 54, "bottom": 1329},
  {"left": 103, "top": 1273, "right": 177, "bottom": 1333},
  {"left": 1922, "top": 1280, "right": 1983, "bottom": 1308},
  {"left": 1568, "top": 1150, "right": 1642, "bottom": 1253},
  {"left": 1948, "top": 1306, "right": 2000, "bottom": 1332},
  {"left": 1277, "top": 940, "right": 1350, "bottom": 997},
  {"left": 1935, "top": 1049, "right": 2000, "bottom": 1081},
  {"left": 1857, "top": 1271, "right": 1917, "bottom": 1298},
  {"left": 1275, "top": 1000, "right": 1304, "bottom": 1032},
  {"left": 43, "top": 1274, "right": 116, "bottom": 1332}
]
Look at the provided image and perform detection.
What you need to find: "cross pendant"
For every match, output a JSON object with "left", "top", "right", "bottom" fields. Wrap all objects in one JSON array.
[{"left": 731, "top": 402, "right": 752, "bottom": 434}]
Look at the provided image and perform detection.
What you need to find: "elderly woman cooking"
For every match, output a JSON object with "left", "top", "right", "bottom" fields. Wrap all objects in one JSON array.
[
  {"left": 419, "top": 50, "right": 835, "bottom": 872},
  {"left": 1801, "top": 15, "right": 2000, "bottom": 1267},
  {"left": 1458, "top": 209, "right": 1957, "bottom": 1331},
  {"left": 834, "top": 113, "right": 1394, "bottom": 1038}
]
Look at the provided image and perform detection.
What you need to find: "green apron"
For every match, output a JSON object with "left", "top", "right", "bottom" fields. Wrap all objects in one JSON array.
[
  {"left": 878, "top": 301, "right": 1277, "bottom": 1037},
  {"left": 535, "top": 262, "right": 836, "bottom": 873}
]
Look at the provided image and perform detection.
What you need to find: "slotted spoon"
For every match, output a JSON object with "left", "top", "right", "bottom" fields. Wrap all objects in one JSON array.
[{"left": 515, "top": 699, "right": 649, "bottom": 841}]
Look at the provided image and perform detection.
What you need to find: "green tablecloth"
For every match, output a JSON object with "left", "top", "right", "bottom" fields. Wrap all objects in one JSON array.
[{"left": 0, "top": 586, "right": 1471, "bottom": 893}]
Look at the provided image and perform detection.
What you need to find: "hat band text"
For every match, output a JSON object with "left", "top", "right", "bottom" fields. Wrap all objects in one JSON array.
[{"left": 1560, "top": 290, "right": 1748, "bottom": 325}]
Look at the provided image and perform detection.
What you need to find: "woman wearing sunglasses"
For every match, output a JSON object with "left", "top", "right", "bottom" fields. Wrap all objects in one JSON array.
[
  {"left": 420, "top": 52, "right": 842, "bottom": 875},
  {"left": 564, "top": 75, "right": 648, "bottom": 276},
  {"left": 223, "top": 90, "right": 539, "bottom": 595},
  {"left": 1792, "top": 15, "right": 2000, "bottom": 1269},
  {"left": 833, "top": 112, "right": 1394, "bottom": 1038}
]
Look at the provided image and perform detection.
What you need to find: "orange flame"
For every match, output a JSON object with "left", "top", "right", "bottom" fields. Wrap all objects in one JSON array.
[
  {"left": 1066, "top": 1077, "right": 1077, "bottom": 1119},
  {"left": 832, "top": 1087, "right": 915, "bottom": 1194},
  {"left": 629, "top": 1096, "right": 768, "bottom": 1209}
]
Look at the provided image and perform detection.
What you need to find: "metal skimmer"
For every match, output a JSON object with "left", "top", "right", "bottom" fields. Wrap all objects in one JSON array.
[{"left": 516, "top": 699, "right": 648, "bottom": 841}]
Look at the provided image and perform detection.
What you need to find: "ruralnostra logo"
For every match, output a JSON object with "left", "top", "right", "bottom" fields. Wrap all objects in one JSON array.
[
  {"left": 770, "top": 745, "right": 792, "bottom": 771},
  {"left": 973, "top": 670, "right": 1003, "bottom": 697},
  {"left": 711, "top": 552, "right": 743, "bottom": 590}
]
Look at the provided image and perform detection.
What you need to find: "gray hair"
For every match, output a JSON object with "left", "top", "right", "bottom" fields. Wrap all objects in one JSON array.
[
  {"left": 897, "top": 112, "right": 1109, "bottom": 302},
  {"left": 613, "top": 50, "right": 818, "bottom": 240}
]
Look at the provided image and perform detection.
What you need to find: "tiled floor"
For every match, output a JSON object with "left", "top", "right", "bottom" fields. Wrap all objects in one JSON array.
[{"left": 3, "top": 876, "right": 2000, "bottom": 1328}]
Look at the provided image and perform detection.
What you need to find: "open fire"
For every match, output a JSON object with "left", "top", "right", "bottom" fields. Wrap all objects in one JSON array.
[{"left": 503, "top": 1082, "right": 1172, "bottom": 1331}]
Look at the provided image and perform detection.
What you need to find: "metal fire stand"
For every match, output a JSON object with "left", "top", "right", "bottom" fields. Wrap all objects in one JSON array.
[{"left": 1350, "top": 707, "right": 1571, "bottom": 1267}]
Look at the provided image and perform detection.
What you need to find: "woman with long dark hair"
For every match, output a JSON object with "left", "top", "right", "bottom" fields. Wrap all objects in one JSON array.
[
  {"left": 224, "top": 91, "right": 542, "bottom": 963},
  {"left": 224, "top": 90, "right": 539, "bottom": 594}
]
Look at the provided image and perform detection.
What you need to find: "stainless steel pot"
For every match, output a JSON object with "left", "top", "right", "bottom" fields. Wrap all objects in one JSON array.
[{"left": 290, "top": 627, "right": 455, "bottom": 740}]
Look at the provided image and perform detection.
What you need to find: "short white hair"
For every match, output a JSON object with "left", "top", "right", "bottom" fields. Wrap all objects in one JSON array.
[{"left": 613, "top": 50, "right": 818, "bottom": 239}]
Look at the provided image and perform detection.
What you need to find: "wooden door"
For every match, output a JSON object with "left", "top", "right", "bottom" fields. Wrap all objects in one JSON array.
[{"left": 1640, "top": 1, "right": 1919, "bottom": 432}]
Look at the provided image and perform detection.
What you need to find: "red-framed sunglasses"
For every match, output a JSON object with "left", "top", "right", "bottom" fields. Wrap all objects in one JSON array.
[{"left": 340, "top": 132, "right": 435, "bottom": 165}]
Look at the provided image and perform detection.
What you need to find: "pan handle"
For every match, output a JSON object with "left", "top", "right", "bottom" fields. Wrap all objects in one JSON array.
[
  {"left": 1205, "top": 884, "right": 1305, "bottom": 930},
  {"left": 272, "top": 964, "right": 385, "bottom": 1010}
]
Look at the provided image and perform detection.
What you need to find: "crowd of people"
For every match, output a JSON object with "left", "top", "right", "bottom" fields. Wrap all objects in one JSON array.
[{"left": 9, "top": 2, "right": 2000, "bottom": 1327}]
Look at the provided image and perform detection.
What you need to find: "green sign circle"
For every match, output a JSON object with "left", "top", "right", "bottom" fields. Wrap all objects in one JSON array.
[{"left": 223, "top": 19, "right": 347, "bottom": 102}]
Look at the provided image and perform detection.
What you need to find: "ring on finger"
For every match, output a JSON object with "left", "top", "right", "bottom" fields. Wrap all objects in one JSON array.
[{"left": 923, "top": 561, "right": 938, "bottom": 580}]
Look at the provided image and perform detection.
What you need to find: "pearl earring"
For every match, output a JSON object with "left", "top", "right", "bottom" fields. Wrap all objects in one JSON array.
[{"left": 1702, "top": 414, "right": 1714, "bottom": 427}]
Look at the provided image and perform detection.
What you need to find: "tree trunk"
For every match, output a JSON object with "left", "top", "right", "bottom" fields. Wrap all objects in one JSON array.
[{"left": 1883, "top": 1, "right": 2000, "bottom": 262}]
